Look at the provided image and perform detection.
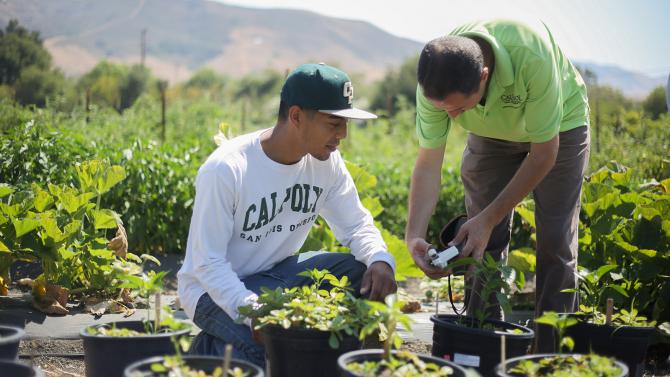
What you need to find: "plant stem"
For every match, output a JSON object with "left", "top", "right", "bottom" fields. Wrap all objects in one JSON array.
[{"left": 606, "top": 298, "right": 613, "bottom": 325}]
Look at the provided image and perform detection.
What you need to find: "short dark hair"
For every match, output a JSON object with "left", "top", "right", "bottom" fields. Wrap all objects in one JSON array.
[
  {"left": 278, "top": 100, "right": 290, "bottom": 122},
  {"left": 277, "top": 101, "right": 317, "bottom": 123},
  {"left": 417, "top": 36, "right": 484, "bottom": 100}
]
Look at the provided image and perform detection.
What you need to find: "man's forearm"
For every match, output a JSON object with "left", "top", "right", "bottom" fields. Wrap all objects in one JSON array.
[{"left": 405, "top": 148, "right": 445, "bottom": 242}]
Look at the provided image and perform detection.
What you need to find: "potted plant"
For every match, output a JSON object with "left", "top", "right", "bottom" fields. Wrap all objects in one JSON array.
[
  {"left": 338, "top": 294, "right": 472, "bottom": 377},
  {"left": 238, "top": 268, "right": 380, "bottom": 377},
  {"left": 125, "top": 338, "right": 264, "bottom": 377},
  {"left": 560, "top": 265, "right": 656, "bottom": 377},
  {"left": 430, "top": 254, "right": 534, "bottom": 376},
  {"left": 496, "top": 311, "right": 628, "bottom": 377},
  {"left": 81, "top": 269, "right": 191, "bottom": 377},
  {"left": 0, "top": 359, "right": 44, "bottom": 377},
  {"left": 0, "top": 324, "right": 25, "bottom": 359}
]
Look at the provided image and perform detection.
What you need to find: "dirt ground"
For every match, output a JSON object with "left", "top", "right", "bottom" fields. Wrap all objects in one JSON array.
[{"left": 19, "top": 339, "right": 84, "bottom": 377}]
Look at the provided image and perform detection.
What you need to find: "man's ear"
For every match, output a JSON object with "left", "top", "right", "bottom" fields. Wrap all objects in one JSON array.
[
  {"left": 288, "top": 105, "right": 303, "bottom": 128},
  {"left": 480, "top": 67, "right": 489, "bottom": 83}
]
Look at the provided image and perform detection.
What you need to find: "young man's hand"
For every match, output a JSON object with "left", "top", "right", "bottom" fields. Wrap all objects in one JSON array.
[
  {"left": 250, "top": 318, "right": 264, "bottom": 345},
  {"left": 406, "top": 237, "right": 451, "bottom": 279},
  {"left": 360, "top": 261, "right": 397, "bottom": 301}
]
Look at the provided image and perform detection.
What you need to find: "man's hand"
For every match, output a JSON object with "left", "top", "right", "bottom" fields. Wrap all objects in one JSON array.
[
  {"left": 406, "top": 237, "right": 451, "bottom": 279},
  {"left": 450, "top": 213, "right": 495, "bottom": 262},
  {"left": 360, "top": 261, "right": 397, "bottom": 301},
  {"left": 251, "top": 318, "right": 264, "bottom": 345}
]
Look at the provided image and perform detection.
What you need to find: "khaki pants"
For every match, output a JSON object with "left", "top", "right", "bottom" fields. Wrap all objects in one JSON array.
[{"left": 460, "top": 126, "right": 590, "bottom": 352}]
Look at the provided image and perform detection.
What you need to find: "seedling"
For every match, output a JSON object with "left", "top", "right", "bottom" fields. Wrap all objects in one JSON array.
[
  {"left": 238, "top": 268, "right": 378, "bottom": 349},
  {"left": 346, "top": 294, "right": 455, "bottom": 376},
  {"left": 507, "top": 311, "right": 623, "bottom": 376}
]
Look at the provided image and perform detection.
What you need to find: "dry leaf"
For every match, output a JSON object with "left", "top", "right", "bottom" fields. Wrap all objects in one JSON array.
[
  {"left": 32, "top": 283, "right": 70, "bottom": 315},
  {"left": 107, "top": 223, "right": 128, "bottom": 258},
  {"left": 401, "top": 300, "right": 422, "bottom": 313}
]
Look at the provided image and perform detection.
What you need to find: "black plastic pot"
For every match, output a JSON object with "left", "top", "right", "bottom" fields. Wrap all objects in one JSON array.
[
  {"left": 564, "top": 321, "right": 655, "bottom": 377},
  {"left": 0, "top": 359, "right": 45, "bottom": 377},
  {"left": 80, "top": 320, "right": 191, "bottom": 377},
  {"left": 494, "top": 353, "right": 629, "bottom": 377},
  {"left": 0, "top": 324, "right": 25, "bottom": 360},
  {"left": 431, "top": 314, "right": 534, "bottom": 377},
  {"left": 262, "top": 326, "right": 361, "bottom": 377},
  {"left": 124, "top": 355, "right": 264, "bottom": 377},
  {"left": 338, "top": 349, "right": 471, "bottom": 377}
]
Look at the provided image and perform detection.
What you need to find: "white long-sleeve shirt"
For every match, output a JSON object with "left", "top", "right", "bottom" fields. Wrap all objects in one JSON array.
[{"left": 177, "top": 129, "right": 395, "bottom": 325}]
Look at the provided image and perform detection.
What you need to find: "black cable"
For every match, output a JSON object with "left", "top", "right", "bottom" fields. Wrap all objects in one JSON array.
[{"left": 447, "top": 274, "right": 467, "bottom": 316}]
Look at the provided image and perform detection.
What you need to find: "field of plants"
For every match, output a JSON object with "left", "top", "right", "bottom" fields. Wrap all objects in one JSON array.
[{"left": 1, "top": 18, "right": 670, "bottom": 377}]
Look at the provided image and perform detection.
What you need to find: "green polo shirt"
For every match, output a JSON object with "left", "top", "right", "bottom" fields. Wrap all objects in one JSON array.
[{"left": 416, "top": 20, "right": 590, "bottom": 148}]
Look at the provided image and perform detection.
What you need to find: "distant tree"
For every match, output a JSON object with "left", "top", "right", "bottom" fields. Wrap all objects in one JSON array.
[
  {"left": 119, "top": 64, "right": 151, "bottom": 111},
  {"left": 78, "top": 61, "right": 127, "bottom": 111},
  {"left": 13, "top": 66, "right": 65, "bottom": 107},
  {"left": 234, "top": 70, "right": 283, "bottom": 100},
  {"left": 0, "top": 19, "right": 51, "bottom": 85},
  {"left": 185, "top": 68, "right": 227, "bottom": 91},
  {"left": 370, "top": 55, "right": 419, "bottom": 115},
  {"left": 642, "top": 86, "right": 667, "bottom": 120}
]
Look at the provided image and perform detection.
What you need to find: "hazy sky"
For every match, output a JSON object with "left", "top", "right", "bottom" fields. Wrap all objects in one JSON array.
[{"left": 218, "top": 0, "right": 669, "bottom": 77}]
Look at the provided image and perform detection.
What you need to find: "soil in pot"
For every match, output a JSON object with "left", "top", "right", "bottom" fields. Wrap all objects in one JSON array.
[
  {"left": 80, "top": 320, "right": 190, "bottom": 377},
  {"left": 263, "top": 325, "right": 361, "bottom": 377},
  {"left": 495, "top": 353, "right": 628, "bottom": 377},
  {"left": 124, "top": 355, "right": 264, "bottom": 377},
  {"left": 431, "top": 314, "right": 534, "bottom": 377},
  {"left": 338, "top": 349, "right": 470, "bottom": 377},
  {"left": 0, "top": 324, "right": 25, "bottom": 359}
]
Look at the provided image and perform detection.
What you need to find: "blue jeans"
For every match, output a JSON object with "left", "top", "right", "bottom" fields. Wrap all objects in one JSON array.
[{"left": 188, "top": 252, "right": 366, "bottom": 368}]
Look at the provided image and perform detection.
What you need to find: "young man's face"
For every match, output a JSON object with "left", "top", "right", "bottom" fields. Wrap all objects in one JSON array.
[{"left": 297, "top": 110, "right": 348, "bottom": 161}]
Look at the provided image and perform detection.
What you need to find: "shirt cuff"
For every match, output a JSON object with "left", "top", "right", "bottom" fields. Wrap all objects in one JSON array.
[
  {"left": 239, "top": 292, "right": 259, "bottom": 328},
  {"left": 366, "top": 251, "right": 396, "bottom": 275}
]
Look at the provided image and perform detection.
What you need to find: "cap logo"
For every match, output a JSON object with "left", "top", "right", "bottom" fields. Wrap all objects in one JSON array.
[{"left": 343, "top": 81, "right": 353, "bottom": 104}]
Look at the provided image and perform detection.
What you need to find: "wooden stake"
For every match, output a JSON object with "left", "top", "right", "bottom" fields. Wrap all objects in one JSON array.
[
  {"left": 222, "top": 344, "right": 233, "bottom": 373},
  {"left": 500, "top": 335, "right": 506, "bottom": 366},
  {"left": 606, "top": 298, "right": 613, "bottom": 325},
  {"left": 435, "top": 292, "right": 439, "bottom": 316},
  {"left": 154, "top": 292, "right": 161, "bottom": 332}
]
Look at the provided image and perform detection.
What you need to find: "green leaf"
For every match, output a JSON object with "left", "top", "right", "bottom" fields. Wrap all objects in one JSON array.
[
  {"left": 76, "top": 160, "right": 126, "bottom": 195},
  {"left": 150, "top": 363, "right": 168, "bottom": 372},
  {"left": 508, "top": 248, "right": 536, "bottom": 273},
  {"left": 41, "top": 214, "right": 65, "bottom": 242},
  {"left": 31, "top": 185, "right": 54, "bottom": 212},
  {"left": 328, "top": 332, "right": 339, "bottom": 349},
  {"left": 0, "top": 203, "right": 22, "bottom": 217},
  {"left": 0, "top": 184, "right": 15, "bottom": 198},
  {"left": 58, "top": 187, "right": 95, "bottom": 215},
  {"left": 90, "top": 248, "right": 114, "bottom": 259},
  {"left": 91, "top": 209, "right": 118, "bottom": 229},
  {"left": 595, "top": 264, "right": 618, "bottom": 281},
  {"left": 560, "top": 336, "right": 575, "bottom": 352},
  {"left": 0, "top": 240, "right": 10, "bottom": 253},
  {"left": 59, "top": 246, "right": 76, "bottom": 260},
  {"left": 12, "top": 217, "right": 40, "bottom": 238},
  {"left": 344, "top": 161, "right": 377, "bottom": 193},
  {"left": 515, "top": 204, "right": 536, "bottom": 229},
  {"left": 140, "top": 254, "right": 161, "bottom": 266},
  {"left": 361, "top": 197, "right": 384, "bottom": 218}
]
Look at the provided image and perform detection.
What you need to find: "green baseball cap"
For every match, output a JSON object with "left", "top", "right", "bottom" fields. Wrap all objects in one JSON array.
[{"left": 280, "top": 63, "right": 377, "bottom": 120}]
